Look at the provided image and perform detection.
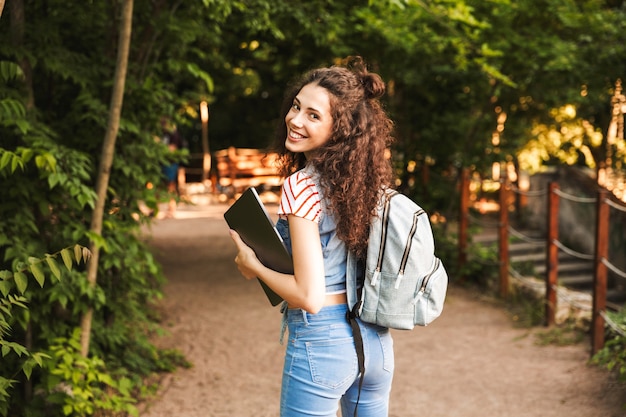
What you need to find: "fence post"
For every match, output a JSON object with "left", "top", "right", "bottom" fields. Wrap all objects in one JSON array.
[
  {"left": 545, "top": 182, "right": 559, "bottom": 326},
  {"left": 591, "top": 190, "right": 609, "bottom": 355},
  {"left": 498, "top": 179, "right": 510, "bottom": 299},
  {"left": 458, "top": 168, "right": 470, "bottom": 274}
]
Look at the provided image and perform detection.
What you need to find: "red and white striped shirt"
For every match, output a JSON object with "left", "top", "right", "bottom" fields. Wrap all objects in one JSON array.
[{"left": 277, "top": 170, "right": 322, "bottom": 223}]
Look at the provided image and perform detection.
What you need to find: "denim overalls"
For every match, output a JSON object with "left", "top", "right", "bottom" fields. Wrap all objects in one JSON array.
[{"left": 275, "top": 178, "right": 394, "bottom": 417}]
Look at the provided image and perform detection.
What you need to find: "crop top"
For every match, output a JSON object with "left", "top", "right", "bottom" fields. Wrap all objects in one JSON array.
[{"left": 275, "top": 166, "right": 347, "bottom": 294}]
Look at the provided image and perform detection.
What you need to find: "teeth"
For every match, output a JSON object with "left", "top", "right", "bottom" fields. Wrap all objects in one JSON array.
[{"left": 290, "top": 130, "right": 304, "bottom": 139}]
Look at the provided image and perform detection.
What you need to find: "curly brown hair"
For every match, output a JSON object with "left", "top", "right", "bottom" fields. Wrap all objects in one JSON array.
[{"left": 273, "top": 56, "right": 395, "bottom": 259}]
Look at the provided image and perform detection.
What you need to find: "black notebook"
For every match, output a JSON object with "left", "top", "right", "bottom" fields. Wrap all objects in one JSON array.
[{"left": 224, "top": 187, "right": 292, "bottom": 306}]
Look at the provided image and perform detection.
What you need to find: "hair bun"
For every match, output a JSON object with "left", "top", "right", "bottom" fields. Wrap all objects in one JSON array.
[
  {"left": 343, "top": 56, "right": 385, "bottom": 99},
  {"left": 361, "top": 73, "right": 385, "bottom": 99}
]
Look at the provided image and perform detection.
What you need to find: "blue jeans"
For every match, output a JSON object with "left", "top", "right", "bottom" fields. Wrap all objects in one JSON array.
[
  {"left": 281, "top": 304, "right": 394, "bottom": 417},
  {"left": 162, "top": 163, "right": 179, "bottom": 182}
]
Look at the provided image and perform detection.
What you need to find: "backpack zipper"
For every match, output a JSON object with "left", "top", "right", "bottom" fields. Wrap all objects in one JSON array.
[
  {"left": 395, "top": 209, "right": 424, "bottom": 289},
  {"left": 415, "top": 257, "right": 441, "bottom": 301},
  {"left": 371, "top": 190, "right": 394, "bottom": 286}
]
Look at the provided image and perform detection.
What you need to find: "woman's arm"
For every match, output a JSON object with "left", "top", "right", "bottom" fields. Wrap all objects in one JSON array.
[{"left": 230, "top": 214, "right": 326, "bottom": 313}]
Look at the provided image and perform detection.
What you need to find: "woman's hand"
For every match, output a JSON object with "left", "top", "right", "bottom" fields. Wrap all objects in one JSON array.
[
  {"left": 229, "top": 230, "right": 263, "bottom": 280},
  {"left": 229, "top": 216, "right": 325, "bottom": 313}
]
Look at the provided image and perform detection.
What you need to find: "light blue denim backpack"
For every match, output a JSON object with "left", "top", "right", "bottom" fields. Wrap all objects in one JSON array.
[{"left": 348, "top": 188, "right": 448, "bottom": 329}]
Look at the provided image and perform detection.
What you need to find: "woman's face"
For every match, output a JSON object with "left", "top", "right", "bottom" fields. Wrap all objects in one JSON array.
[{"left": 284, "top": 83, "right": 333, "bottom": 158}]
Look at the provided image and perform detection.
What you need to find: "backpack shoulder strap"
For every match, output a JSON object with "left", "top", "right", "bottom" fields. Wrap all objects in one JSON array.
[{"left": 346, "top": 251, "right": 360, "bottom": 311}]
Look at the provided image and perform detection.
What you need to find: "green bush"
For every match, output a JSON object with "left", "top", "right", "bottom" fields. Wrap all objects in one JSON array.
[
  {"left": 591, "top": 310, "right": 626, "bottom": 382},
  {"left": 0, "top": 63, "right": 186, "bottom": 416}
]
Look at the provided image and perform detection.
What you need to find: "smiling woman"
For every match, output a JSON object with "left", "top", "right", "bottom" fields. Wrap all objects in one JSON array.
[
  {"left": 284, "top": 84, "right": 334, "bottom": 157},
  {"left": 228, "top": 56, "right": 396, "bottom": 417}
]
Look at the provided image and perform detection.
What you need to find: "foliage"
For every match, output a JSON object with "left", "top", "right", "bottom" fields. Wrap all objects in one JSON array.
[
  {"left": 461, "top": 227, "right": 500, "bottom": 288},
  {"left": 34, "top": 329, "right": 137, "bottom": 417},
  {"left": 591, "top": 310, "right": 626, "bottom": 382},
  {"left": 1, "top": 2, "right": 194, "bottom": 415},
  {"left": 518, "top": 105, "right": 604, "bottom": 173},
  {"left": 1, "top": 0, "right": 626, "bottom": 414},
  {"left": 0, "top": 246, "right": 90, "bottom": 416},
  {"left": 430, "top": 223, "right": 460, "bottom": 279},
  {"left": 534, "top": 319, "right": 586, "bottom": 346}
]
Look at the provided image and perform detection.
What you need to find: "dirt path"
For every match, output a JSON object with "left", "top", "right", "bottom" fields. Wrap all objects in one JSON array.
[{"left": 138, "top": 201, "right": 626, "bottom": 417}]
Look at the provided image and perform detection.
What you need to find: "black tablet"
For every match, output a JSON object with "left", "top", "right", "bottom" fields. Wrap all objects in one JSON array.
[{"left": 224, "top": 187, "right": 292, "bottom": 306}]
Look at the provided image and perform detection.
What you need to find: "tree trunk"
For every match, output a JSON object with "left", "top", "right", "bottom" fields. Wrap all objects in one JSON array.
[
  {"left": 80, "top": 0, "right": 134, "bottom": 357},
  {"left": 9, "top": 0, "right": 34, "bottom": 110}
]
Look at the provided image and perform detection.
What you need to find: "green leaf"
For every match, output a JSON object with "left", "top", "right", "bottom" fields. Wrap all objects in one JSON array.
[
  {"left": 86, "top": 231, "right": 107, "bottom": 250},
  {"left": 98, "top": 373, "right": 114, "bottom": 386},
  {"left": 0, "top": 61, "right": 24, "bottom": 81},
  {"left": 0, "top": 280, "right": 11, "bottom": 297},
  {"left": 7, "top": 295, "right": 27, "bottom": 308},
  {"left": 44, "top": 153, "right": 57, "bottom": 171},
  {"left": 22, "top": 359, "right": 35, "bottom": 380},
  {"left": 0, "top": 151, "right": 11, "bottom": 170},
  {"left": 186, "top": 63, "right": 215, "bottom": 93},
  {"left": 34, "top": 155, "right": 46, "bottom": 170},
  {"left": 19, "top": 147, "right": 33, "bottom": 162},
  {"left": 14, "top": 119, "right": 29, "bottom": 134},
  {"left": 47, "top": 172, "right": 62, "bottom": 188},
  {"left": 10, "top": 154, "right": 23, "bottom": 172},
  {"left": 2, "top": 341, "right": 28, "bottom": 357},
  {"left": 46, "top": 257, "right": 62, "bottom": 280},
  {"left": 13, "top": 272, "right": 27, "bottom": 294},
  {"left": 31, "top": 352, "right": 51, "bottom": 367},
  {"left": 74, "top": 244, "right": 82, "bottom": 263},
  {"left": 29, "top": 263, "right": 45, "bottom": 288},
  {"left": 61, "top": 249, "right": 73, "bottom": 271},
  {"left": 0, "top": 99, "right": 26, "bottom": 120},
  {"left": 117, "top": 376, "right": 133, "bottom": 396}
]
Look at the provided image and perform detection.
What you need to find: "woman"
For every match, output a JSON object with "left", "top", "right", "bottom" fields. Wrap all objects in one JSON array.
[{"left": 229, "top": 56, "right": 395, "bottom": 417}]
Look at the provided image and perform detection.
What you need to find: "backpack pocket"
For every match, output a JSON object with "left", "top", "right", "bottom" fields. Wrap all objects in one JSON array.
[
  {"left": 360, "top": 267, "right": 417, "bottom": 330},
  {"left": 412, "top": 258, "right": 448, "bottom": 326},
  {"left": 358, "top": 257, "right": 448, "bottom": 330}
]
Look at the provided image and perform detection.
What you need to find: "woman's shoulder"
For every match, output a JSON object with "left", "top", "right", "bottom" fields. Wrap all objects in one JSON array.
[
  {"left": 279, "top": 167, "right": 323, "bottom": 222},
  {"left": 284, "top": 166, "right": 320, "bottom": 192}
]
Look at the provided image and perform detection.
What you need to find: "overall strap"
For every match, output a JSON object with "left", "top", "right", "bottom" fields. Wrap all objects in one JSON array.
[{"left": 346, "top": 302, "right": 365, "bottom": 417}]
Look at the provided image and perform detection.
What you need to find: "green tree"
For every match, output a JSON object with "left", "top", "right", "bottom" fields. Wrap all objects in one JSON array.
[
  {"left": 1, "top": 0, "right": 626, "bottom": 414},
  {"left": 80, "top": 0, "right": 134, "bottom": 358}
]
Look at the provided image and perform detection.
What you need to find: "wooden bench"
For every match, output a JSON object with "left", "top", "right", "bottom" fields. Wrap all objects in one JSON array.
[{"left": 213, "top": 147, "right": 282, "bottom": 197}]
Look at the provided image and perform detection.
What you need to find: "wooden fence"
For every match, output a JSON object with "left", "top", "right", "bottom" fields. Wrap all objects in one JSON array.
[{"left": 458, "top": 168, "right": 626, "bottom": 356}]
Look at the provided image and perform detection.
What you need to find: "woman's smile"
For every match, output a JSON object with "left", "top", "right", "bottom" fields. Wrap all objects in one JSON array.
[
  {"left": 284, "top": 83, "right": 333, "bottom": 156},
  {"left": 287, "top": 129, "right": 306, "bottom": 141}
]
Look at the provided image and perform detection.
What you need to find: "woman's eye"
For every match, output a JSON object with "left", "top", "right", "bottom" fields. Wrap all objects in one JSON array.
[
  {"left": 310, "top": 113, "right": 319, "bottom": 120},
  {"left": 292, "top": 103, "right": 300, "bottom": 111}
]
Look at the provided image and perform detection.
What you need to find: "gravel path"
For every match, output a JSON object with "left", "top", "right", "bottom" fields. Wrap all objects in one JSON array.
[{"left": 138, "top": 200, "right": 626, "bottom": 417}]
